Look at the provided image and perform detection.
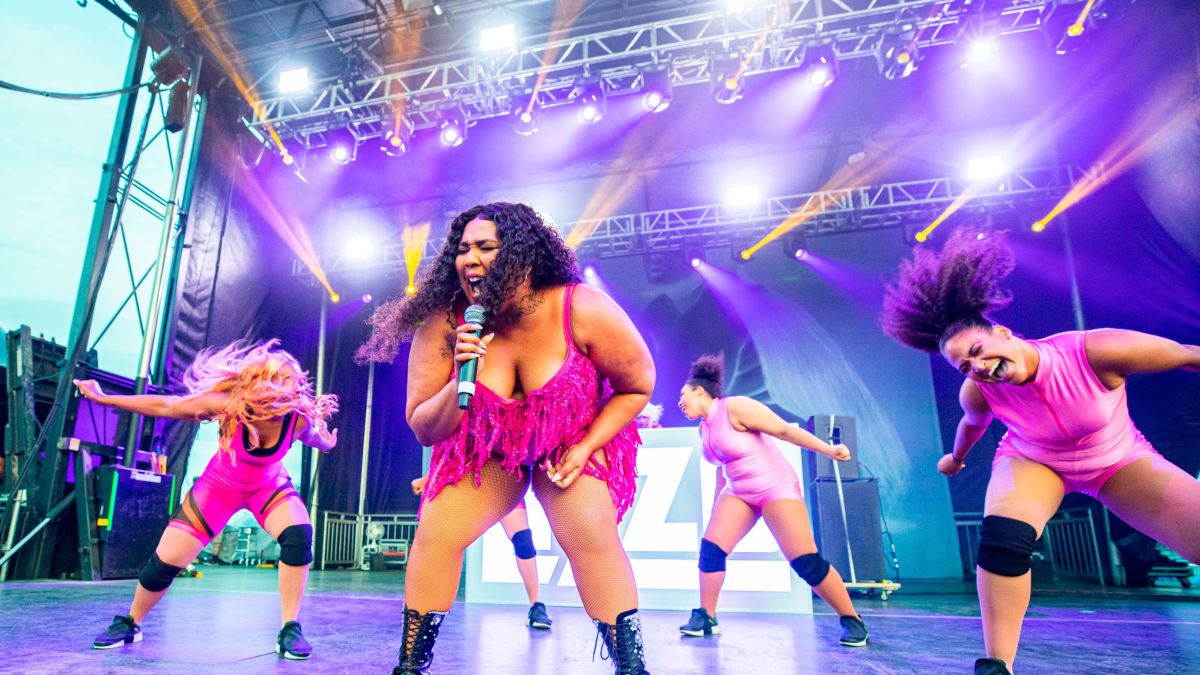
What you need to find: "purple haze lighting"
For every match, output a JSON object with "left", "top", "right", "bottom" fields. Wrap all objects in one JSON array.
[
  {"left": 642, "top": 90, "right": 665, "bottom": 112},
  {"left": 584, "top": 265, "right": 597, "bottom": 278},
  {"left": 793, "top": 248, "right": 809, "bottom": 262},
  {"left": 690, "top": 257, "right": 702, "bottom": 269},
  {"left": 362, "top": 293, "right": 373, "bottom": 303}
]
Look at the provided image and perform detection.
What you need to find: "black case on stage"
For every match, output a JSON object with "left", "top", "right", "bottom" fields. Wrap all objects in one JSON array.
[
  {"left": 96, "top": 466, "right": 176, "bottom": 579},
  {"left": 808, "top": 477, "right": 886, "bottom": 582}
]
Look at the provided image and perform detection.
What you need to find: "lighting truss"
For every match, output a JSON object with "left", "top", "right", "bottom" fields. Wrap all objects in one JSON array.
[
  {"left": 254, "top": 0, "right": 1058, "bottom": 146},
  {"left": 292, "top": 164, "right": 1092, "bottom": 279}
]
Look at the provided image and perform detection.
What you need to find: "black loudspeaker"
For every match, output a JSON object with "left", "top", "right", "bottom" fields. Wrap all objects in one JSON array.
[
  {"left": 808, "top": 478, "right": 885, "bottom": 582},
  {"left": 805, "top": 414, "right": 860, "bottom": 480},
  {"left": 97, "top": 466, "right": 175, "bottom": 578}
]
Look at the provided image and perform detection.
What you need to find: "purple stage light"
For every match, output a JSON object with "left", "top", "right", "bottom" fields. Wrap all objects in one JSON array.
[
  {"left": 440, "top": 124, "right": 463, "bottom": 146},
  {"left": 579, "top": 103, "right": 601, "bottom": 124},
  {"left": 965, "top": 39, "right": 998, "bottom": 67},
  {"left": 808, "top": 65, "right": 833, "bottom": 88},
  {"left": 690, "top": 257, "right": 703, "bottom": 269},
  {"left": 584, "top": 265, "right": 597, "bottom": 278},
  {"left": 643, "top": 91, "right": 664, "bottom": 112},
  {"left": 362, "top": 293, "right": 373, "bottom": 304}
]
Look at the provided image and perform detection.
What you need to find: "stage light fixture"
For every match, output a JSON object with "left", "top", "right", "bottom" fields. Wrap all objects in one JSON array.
[
  {"left": 725, "top": 185, "right": 760, "bottom": 209},
  {"left": 640, "top": 64, "right": 673, "bottom": 113},
  {"left": 381, "top": 116, "right": 414, "bottom": 157},
  {"left": 362, "top": 293, "right": 374, "bottom": 304},
  {"left": 876, "top": 25, "right": 920, "bottom": 80},
  {"left": 278, "top": 67, "right": 310, "bottom": 93},
  {"left": 782, "top": 231, "right": 809, "bottom": 261},
  {"left": 710, "top": 52, "right": 745, "bottom": 104},
  {"left": 150, "top": 47, "right": 187, "bottom": 85},
  {"left": 326, "top": 128, "right": 358, "bottom": 165},
  {"left": 509, "top": 87, "right": 538, "bottom": 135},
  {"left": 964, "top": 38, "right": 998, "bottom": 67},
  {"left": 405, "top": 283, "right": 418, "bottom": 296},
  {"left": 685, "top": 246, "right": 706, "bottom": 269},
  {"left": 480, "top": 23, "right": 517, "bottom": 52},
  {"left": 438, "top": 105, "right": 468, "bottom": 146},
  {"left": 573, "top": 75, "right": 606, "bottom": 124},
  {"left": 583, "top": 265, "right": 598, "bottom": 280},
  {"left": 803, "top": 43, "right": 838, "bottom": 88},
  {"left": 164, "top": 82, "right": 190, "bottom": 133},
  {"left": 330, "top": 292, "right": 342, "bottom": 303},
  {"left": 345, "top": 236, "right": 373, "bottom": 260},
  {"left": 966, "top": 155, "right": 1007, "bottom": 181}
]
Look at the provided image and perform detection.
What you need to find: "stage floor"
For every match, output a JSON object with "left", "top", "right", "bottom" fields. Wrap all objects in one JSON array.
[{"left": 2, "top": 567, "right": 1197, "bottom": 674}]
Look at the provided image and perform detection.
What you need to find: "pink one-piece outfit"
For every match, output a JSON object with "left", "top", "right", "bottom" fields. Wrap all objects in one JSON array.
[
  {"left": 975, "top": 330, "right": 1160, "bottom": 497},
  {"left": 422, "top": 284, "right": 641, "bottom": 520},
  {"left": 170, "top": 412, "right": 304, "bottom": 544},
  {"left": 700, "top": 397, "right": 806, "bottom": 514}
]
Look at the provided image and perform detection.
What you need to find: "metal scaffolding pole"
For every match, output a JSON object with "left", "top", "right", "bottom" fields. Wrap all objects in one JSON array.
[
  {"left": 15, "top": 20, "right": 150, "bottom": 579},
  {"left": 306, "top": 294, "right": 329, "bottom": 524},
  {"left": 124, "top": 60, "right": 205, "bottom": 466}
]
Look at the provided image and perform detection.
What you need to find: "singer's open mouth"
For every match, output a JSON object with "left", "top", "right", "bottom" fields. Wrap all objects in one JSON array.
[{"left": 466, "top": 276, "right": 484, "bottom": 297}]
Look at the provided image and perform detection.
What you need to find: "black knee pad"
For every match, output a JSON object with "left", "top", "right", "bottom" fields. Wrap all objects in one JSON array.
[
  {"left": 698, "top": 538, "right": 728, "bottom": 573},
  {"left": 977, "top": 515, "right": 1036, "bottom": 577},
  {"left": 789, "top": 553, "right": 831, "bottom": 587},
  {"left": 510, "top": 528, "right": 536, "bottom": 560},
  {"left": 139, "top": 552, "right": 183, "bottom": 592},
  {"left": 278, "top": 524, "right": 314, "bottom": 566}
]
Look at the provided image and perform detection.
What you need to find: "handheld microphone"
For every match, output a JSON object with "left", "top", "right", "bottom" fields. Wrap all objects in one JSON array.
[{"left": 457, "top": 304, "right": 487, "bottom": 410}]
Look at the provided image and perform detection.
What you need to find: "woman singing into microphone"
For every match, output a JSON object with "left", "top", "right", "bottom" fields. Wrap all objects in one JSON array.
[{"left": 359, "top": 202, "right": 654, "bottom": 674}]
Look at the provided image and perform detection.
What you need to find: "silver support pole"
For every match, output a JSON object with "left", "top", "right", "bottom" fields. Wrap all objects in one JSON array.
[
  {"left": 308, "top": 295, "right": 328, "bottom": 525},
  {"left": 828, "top": 415, "right": 857, "bottom": 584},
  {"left": 125, "top": 59, "right": 204, "bottom": 463},
  {"left": 354, "top": 362, "right": 377, "bottom": 570}
]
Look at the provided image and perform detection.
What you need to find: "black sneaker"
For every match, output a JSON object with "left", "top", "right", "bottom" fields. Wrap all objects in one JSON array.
[
  {"left": 838, "top": 615, "right": 868, "bottom": 647},
  {"left": 527, "top": 601, "right": 553, "bottom": 629},
  {"left": 975, "top": 657, "right": 1013, "bottom": 675},
  {"left": 93, "top": 614, "right": 142, "bottom": 649},
  {"left": 678, "top": 607, "right": 720, "bottom": 636},
  {"left": 276, "top": 620, "right": 312, "bottom": 660}
]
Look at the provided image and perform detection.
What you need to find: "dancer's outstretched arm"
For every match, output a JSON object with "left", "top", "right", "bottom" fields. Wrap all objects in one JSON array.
[
  {"left": 1084, "top": 329, "right": 1200, "bottom": 388},
  {"left": 725, "top": 397, "right": 850, "bottom": 461},
  {"left": 74, "top": 379, "right": 227, "bottom": 422}
]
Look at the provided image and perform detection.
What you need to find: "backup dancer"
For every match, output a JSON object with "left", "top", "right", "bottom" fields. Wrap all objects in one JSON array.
[
  {"left": 881, "top": 229, "right": 1200, "bottom": 675},
  {"left": 359, "top": 202, "right": 654, "bottom": 675},
  {"left": 676, "top": 354, "right": 869, "bottom": 647},
  {"left": 78, "top": 340, "right": 338, "bottom": 659}
]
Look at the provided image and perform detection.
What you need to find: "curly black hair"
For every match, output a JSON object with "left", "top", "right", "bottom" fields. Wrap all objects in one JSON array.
[
  {"left": 881, "top": 228, "right": 1016, "bottom": 353},
  {"left": 687, "top": 353, "right": 725, "bottom": 398},
  {"left": 356, "top": 202, "right": 580, "bottom": 364}
]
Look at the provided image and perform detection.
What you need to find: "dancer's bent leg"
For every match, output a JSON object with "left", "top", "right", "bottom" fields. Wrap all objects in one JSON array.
[
  {"left": 261, "top": 495, "right": 314, "bottom": 625},
  {"left": 978, "top": 456, "right": 1064, "bottom": 670},
  {"left": 1099, "top": 455, "right": 1200, "bottom": 561},
  {"left": 499, "top": 507, "right": 540, "bottom": 605},
  {"left": 698, "top": 493, "right": 758, "bottom": 617},
  {"left": 761, "top": 498, "right": 857, "bottom": 618}
]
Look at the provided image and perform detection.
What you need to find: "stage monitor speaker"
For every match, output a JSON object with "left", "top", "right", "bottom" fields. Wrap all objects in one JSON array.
[
  {"left": 97, "top": 465, "right": 175, "bottom": 579},
  {"left": 805, "top": 415, "right": 860, "bottom": 480},
  {"left": 808, "top": 477, "right": 885, "bottom": 582}
]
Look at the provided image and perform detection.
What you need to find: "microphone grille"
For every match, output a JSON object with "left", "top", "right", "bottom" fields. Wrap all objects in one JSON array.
[{"left": 463, "top": 304, "right": 487, "bottom": 325}]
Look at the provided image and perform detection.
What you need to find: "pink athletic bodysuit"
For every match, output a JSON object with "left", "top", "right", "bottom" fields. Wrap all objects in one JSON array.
[
  {"left": 700, "top": 397, "right": 805, "bottom": 514},
  {"left": 170, "top": 412, "right": 304, "bottom": 544},
  {"left": 975, "top": 330, "right": 1160, "bottom": 497},
  {"left": 423, "top": 284, "right": 641, "bottom": 519}
]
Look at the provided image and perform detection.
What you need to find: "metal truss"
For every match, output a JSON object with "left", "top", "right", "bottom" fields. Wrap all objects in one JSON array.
[
  {"left": 252, "top": 0, "right": 1060, "bottom": 144},
  {"left": 293, "top": 164, "right": 1091, "bottom": 279}
]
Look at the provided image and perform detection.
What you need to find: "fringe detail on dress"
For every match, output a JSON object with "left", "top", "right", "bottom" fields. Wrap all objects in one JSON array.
[{"left": 425, "top": 351, "right": 641, "bottom": 520}]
